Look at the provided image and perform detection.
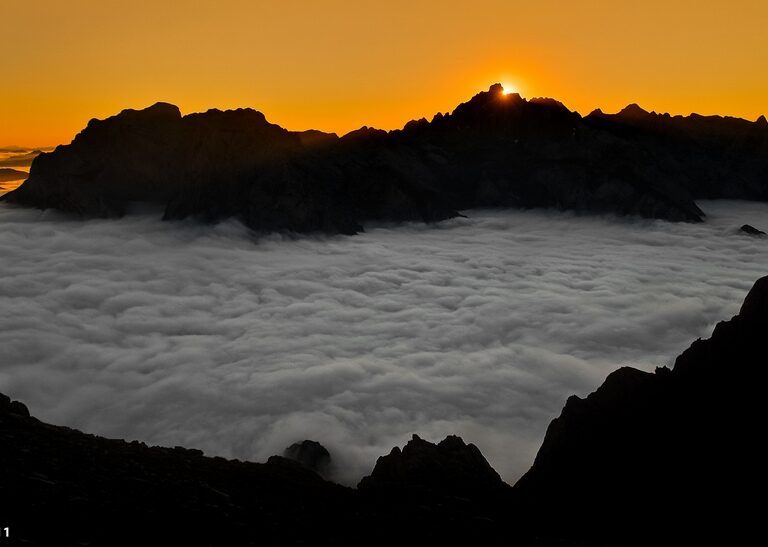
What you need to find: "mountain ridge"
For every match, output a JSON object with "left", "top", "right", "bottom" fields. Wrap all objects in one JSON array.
[{"left": 3, "top": 85, "right": 767, "bottom": 233}]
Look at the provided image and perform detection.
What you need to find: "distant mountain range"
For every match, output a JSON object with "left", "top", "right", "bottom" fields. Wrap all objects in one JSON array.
[
  {"left": 3, "top": 274, "right": 766, "bottom": 545},
  {"left": 3, "top": 84, "right": 767, "bottom": 233},
  {"left": 0, "top": 148, "right": 46, "bottom": 169},
  {"left": 0, "top": 168, "right": 28, "bottom": 183}
]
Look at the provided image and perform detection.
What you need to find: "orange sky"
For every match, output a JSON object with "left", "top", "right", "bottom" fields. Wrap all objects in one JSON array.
[{"left": 2, "top": 0, "right": 767, "bottom": 147}]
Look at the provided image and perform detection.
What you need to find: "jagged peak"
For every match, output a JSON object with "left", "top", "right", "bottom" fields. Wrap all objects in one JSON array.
[
  {"left": 403, "top": 117, "right": 429, "bottom": 131},
  {"left": 756, "top": 114, "right": 767, "bottom": 125},
  {"left": 358, "top": 433, "right": 505, "bottom": 493}
]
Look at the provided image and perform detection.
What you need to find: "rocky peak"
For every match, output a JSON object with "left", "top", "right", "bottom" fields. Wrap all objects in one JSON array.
[
  {"left": 451, "top": 83, "right": 524, "bottom": 118},
  {"left": 488, "top": 82, "right": 504, "bottom": 95},
  {"left": 739, "top": 224, "right": 767, "bottom": 237},
  {"left": 0, "top": 393, "right": 30, "bottom": 417},
  {"left": 282, "top": 440, "right": 332, "bottom": 477},
  {"left": 357, "top": 434, "right": 505, "bottom": 495},
  {"left": 616, "top": 103, "right": 650, "bottom": 119}
]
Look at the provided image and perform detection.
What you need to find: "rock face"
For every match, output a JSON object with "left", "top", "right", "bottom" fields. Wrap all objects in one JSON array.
[
  {"left": 4, "top": 85, "right": 768, "bottom": 233},
  {"left": 283, "top": 439, "right": 332, "bottom": 477},
  {"left": 512, "top": 275, "right": 768, "bottom": 544}
]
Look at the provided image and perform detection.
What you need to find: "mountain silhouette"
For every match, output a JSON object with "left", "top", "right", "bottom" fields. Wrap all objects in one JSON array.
[{"left": 3, "top": 85, "right": 767, "bottom": 233}]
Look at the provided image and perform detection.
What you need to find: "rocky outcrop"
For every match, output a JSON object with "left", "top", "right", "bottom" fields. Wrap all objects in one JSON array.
[
  {"left": 5, "top": 86, "right": 767, "bottom": 232},
  {"left": 358, "top": 434, "right": 506, "bottom": 498},
  {"left": 512, "top": 275, "right": 768, "bottom": 544},
  {"left": 0, "top": 392, "right": 29, "bottom": 416},
  {"left": 740, "top": 223, "right": 766, "bottom": 236},
  {"left": 0, "top": 394, "right": 357, "bottom": 546},
  {"left": 1, "top": 399, "right": 509, "bottom": 545},
  {"left": 282, "top": 440, "right": 332, "bottom": 477}
]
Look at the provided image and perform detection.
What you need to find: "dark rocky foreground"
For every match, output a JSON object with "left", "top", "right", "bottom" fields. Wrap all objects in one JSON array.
[
  {"left": 2, "top": 275, "right": 766, "bottom": 545},
  {"left": 3, "top": 85, "right": 768, "bottom": 233}
]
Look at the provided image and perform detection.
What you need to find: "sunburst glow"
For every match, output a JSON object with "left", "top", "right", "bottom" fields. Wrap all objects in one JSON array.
[{"left": 501, "top": 83, "right": 517, "bottom": 95}]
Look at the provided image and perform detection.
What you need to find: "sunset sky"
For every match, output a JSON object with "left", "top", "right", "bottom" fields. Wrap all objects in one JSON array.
[{"left": 3, "top": 0, "right": 767, "bottom": 147}]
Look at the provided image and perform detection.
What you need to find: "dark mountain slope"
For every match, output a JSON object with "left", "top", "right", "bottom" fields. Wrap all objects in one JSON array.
[{"left": 513, "top": 275, "right": 768, "bottom": 544}]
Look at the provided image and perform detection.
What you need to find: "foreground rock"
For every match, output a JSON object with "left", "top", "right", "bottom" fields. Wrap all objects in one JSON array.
[
  {"left": 4, "top": 85, "right": 767, "bottom": 232},
  {"left": 0, "top": 404, "right": 509, "bottom": 545},
  {"left": 512, "top": 275, "right": 768, "bottom": 544}
]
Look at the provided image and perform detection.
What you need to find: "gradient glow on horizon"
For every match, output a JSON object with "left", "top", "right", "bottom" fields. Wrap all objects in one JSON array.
[{"left": 2, "top": 0, "right": 767, "bottom": 147}]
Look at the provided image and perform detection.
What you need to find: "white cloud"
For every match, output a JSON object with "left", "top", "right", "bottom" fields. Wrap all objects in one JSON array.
[{"left": 0, "top": 200, "right": 766, "bottom": 485}]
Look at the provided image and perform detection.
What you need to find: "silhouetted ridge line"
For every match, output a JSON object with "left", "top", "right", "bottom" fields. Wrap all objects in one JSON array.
[{"left": 4, "top": 85, "right": 767, "bottom": 232}]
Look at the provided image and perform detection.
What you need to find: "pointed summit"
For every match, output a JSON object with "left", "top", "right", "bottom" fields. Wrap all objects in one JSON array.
[
  {"left": 756, "top": 114, "right": 767, "bottom": 126},
  {"left": 617, "top": 103, "right": 650, "bottom": 119}
]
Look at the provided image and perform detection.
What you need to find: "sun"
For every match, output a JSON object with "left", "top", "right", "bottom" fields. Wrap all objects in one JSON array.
[{"left": 500, "top": 83, "right": 517, "bottom": 95}]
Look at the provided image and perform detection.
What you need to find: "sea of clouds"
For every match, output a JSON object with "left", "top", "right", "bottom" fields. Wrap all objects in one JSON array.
[{"left": 0, "top": 200, "right": 766, "bottom": 484}]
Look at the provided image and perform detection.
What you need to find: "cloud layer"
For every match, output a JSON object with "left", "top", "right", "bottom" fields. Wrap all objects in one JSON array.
[
  {"left": 0, "top": 147, "right": 47, "bottom": 169},
  {"left": 1, "top": 201, "right": 766, "bottom": 484}
]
